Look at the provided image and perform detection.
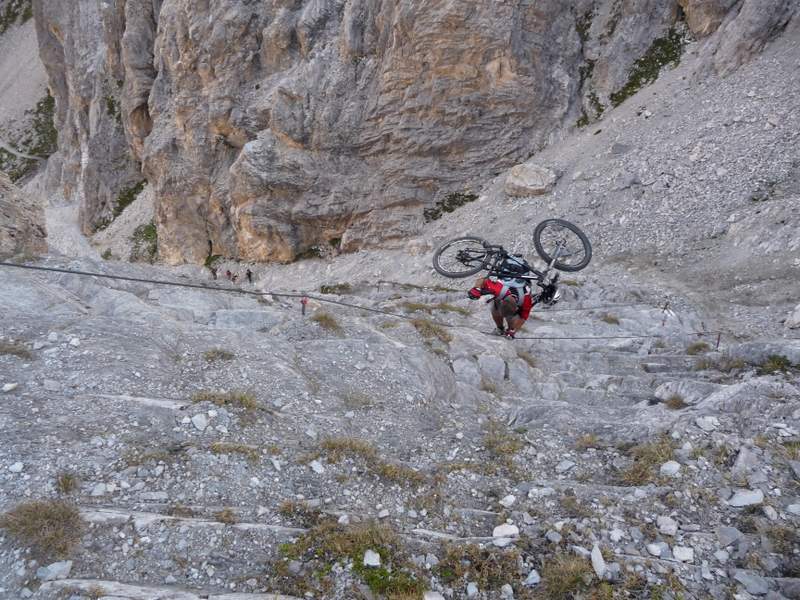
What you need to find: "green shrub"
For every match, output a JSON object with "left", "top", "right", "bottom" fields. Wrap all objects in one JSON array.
[
  {"left": 424, "top": 191, "right": 479, "bottom": 222},
  {"left": 610, "top": 28, "right": 686, "bottom": 107}
]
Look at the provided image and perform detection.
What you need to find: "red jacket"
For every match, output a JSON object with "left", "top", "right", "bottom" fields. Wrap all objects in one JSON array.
[{"left": 476, "top": 279, "right": 533, "bottom": 320}]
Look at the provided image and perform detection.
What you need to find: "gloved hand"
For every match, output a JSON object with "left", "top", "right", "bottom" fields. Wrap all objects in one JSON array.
[
  {"left": 504, "top": 328, "right": 516, "bottom": 339},
  {"left": 468, "top": 287, "right": 483, "bottom": 300}
]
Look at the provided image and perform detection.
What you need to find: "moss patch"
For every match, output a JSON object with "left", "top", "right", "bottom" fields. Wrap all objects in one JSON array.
[
  {"left": 1, "top": 92, "right": 57, "bottom": 182},
  {"left": 576, "top": 9, "right": 594, "bottom": 44},
  {"left": 130, "top": 221, "right": 158, "bottom": 263},
  {"left": 610, "top": 28, "right": 686, "bottom": 107},
  {"left": 0, "top": 0, "right": 32, "bottom": 35},
  {"left": 277, "top": 521, "right": 423, "bottom": 597},
  {"left": 114, "top": 180, "right": 146, "bottom": 218}
]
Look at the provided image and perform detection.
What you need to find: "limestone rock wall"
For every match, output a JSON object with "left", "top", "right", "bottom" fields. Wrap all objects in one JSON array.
[
  {"left": 0, "top": 172, "right": 46, "bottom": 258},
  {"left": 31, "top": 0, "right": 798, "bottom": 264}
]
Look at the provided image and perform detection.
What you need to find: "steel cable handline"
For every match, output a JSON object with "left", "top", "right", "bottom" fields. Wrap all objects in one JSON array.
[{"left": 0, "top": 261, "right": 723, "bottom": 342}]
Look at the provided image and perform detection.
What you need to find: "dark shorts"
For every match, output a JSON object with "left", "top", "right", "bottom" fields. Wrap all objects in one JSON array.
[{"left": 491, "top": 295, "right": 519, "bottom": 318}]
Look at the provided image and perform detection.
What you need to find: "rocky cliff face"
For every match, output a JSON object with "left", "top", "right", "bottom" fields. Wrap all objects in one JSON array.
[
  {"left": 0, "top": 172, "right": 46, "bottom": 258},
  {"left": 32, "top": 0, "right": 798, "bottom": 264}
]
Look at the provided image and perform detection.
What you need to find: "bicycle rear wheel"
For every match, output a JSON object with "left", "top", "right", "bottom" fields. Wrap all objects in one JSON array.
[
  {"left": 533, "top": 219, "right": 592, "bottom": 272},
  {"left": 432, "top": 236, "right": 490, "bottom": 278}
]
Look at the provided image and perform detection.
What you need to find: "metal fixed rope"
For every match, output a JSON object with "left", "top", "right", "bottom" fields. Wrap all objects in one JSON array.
[{"left": 0, "top": 261, "right": 724, "bottom": 344}]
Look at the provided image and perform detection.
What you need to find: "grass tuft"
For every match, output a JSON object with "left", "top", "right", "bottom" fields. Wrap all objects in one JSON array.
[
  {"left": 664, "top": 394, "right": 688, "bottom": 410},
  {"left": 540, "top": 553, "right": 594, "bottom": 599},
  {"left": 167, "top": 504, "right": 196, "bottom": 518},
  {"left": 686, "top": 341, "right": 710, "bottom": 355},
  {"left": 479, "top": 378, "right": 498, "bottom": 394},
  {"left": 411, "top": 318, "right": 452, "bottom": 344},
  {"left": 191, "top": 390, "right": 258, "bottom": 411},
  {"left": 759, "top": 354, "right": 792, "bottom": 375},
  {"left": 694, "top": 355, "right": 747, "bottom": 373},
  {"left": 55, "top": 472, "right": 79, "bottom": 495},
  {"left": 600, "top": 314, "right": 620, "bottom": 325},
  {"left": 320, "top": 437, "right": 378, "bottom": 463},
  {"left": 311, "top": 312, "right": 342, "bottom": 333},
  {"left": 203, "top": 348, "right": 235, "bottom": 362},
  {"left": 560, "top": 493, "right": 594, "bottom": 519},
  {"left": 317, "top": 437, "right": 426, "bottom": 487},
  {"left": 619, "top": 435, "right": 675, "bottom": 485},
  {"left": 575, "top": 433, "right": 599, "bottom": 450},
  {"left": 374, "top": 462, "right": 426, "bottom": 486},
  {"left": 435, "top": 543, "right": 520, "bottom": 590},
  {"left": 400, "top": 302, "right": 469, "bottom": 316},
  {"left": 342, "top": 391, "right": 374, "bottom": 410},
  {"left": 483, "top": 420, "right": 524, "bottom": 458},
  {"left": 0, "top": 340, "right": 32, "bottom": 359},
  {"left": 0, "top": 500, "right": 84, "bottom": 559},
  {"left": 278, "top": 500, "right": 323, "bottom": 528},
  {"left": 766, "top": 525, "right": 798, "bottom": 554},
  {"left": 210, "top": 442, "right": 260, "bottom": 464},
  {"left": 320, "top": 283, "right": 353, "bottom": 295},
  {"left": 215, "top": 508, "right": 238, "bottom": 524}
]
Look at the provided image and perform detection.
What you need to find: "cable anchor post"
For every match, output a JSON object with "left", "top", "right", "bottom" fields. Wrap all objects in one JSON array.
[
  {"left": 715, "top": 332, "right": 721, "bottom": 351},
  {"left": 660, "top": 301, "right": 671, "bottom": 327}
]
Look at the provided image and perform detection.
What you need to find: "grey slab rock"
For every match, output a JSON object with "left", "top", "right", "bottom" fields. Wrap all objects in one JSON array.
[
  {"left": 734, "top": 570, "right": 770, "bottom": 595},
  {"left": 728, "top": 488, "right": 764, "bottom": 507},
  {"left": 591, "top": 545, "right": 607, "bottom": 579},
  {"left": 657, "top": 516, "right": 678, "bottom": 536},
  {"left": 654, "top": 380, "right": 724, "bottom": 405},
  {"left": 524, "top": 569, "right": 541, "bottom": 586},
  {"left": 478, "top": 354, "right": 506, "bottom": 385},
  {"left": 717, "top": 526, "right": 744, "bottom": 547},
  {"left": 35, "top": 561, "right": 72, "bottom": 581},
  {"left": 786, "top": 304, "right": 800, "bottom": 329},
  {"left": 732, "top": 447, "right": 761, "bottom": 478}
]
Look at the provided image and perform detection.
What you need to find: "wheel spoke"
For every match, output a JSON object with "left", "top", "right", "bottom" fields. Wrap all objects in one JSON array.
[
  {"left": 539, "top": 224, "right": 585, "bottom": 266},
  {"left": 436, "top": 239, "right": 486, "bottom": 276}
]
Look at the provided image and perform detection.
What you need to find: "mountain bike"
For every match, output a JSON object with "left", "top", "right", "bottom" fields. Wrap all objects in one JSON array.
[{"left": 432, "top": 219, "right": 592, "bottom": 298}]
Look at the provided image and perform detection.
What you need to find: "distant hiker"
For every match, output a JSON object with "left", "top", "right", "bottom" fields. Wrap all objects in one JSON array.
[
  {"left": 210, "top": 267, "right": 217, "bottom": 280},
  {"left": 232, "top": 273, "right": 239, "bottom": 283},
  {"left": 467, "top": 256, "right": 559, "bottom": 339},
  {"left": 225, "top": 270, "right": 232, "bottom": 280},
  {"left": 246, "top": 269, "right": 253, "bottom": 284}
]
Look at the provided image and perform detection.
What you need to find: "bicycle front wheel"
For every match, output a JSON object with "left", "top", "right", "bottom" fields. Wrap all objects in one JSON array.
[
  {"left": 432, "top": 236, "right": 490, "bottom": 278},
  {"left": 533, "top": 219, "right": 592, "bottom": 272}
]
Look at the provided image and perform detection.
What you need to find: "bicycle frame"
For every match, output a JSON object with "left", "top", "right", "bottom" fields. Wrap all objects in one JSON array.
[{"left": 481, "top": 241, "right": 565, "bottom": 289}]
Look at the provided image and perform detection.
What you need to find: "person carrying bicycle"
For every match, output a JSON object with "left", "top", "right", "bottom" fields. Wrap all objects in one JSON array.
[{"left": 467, "top": 255, "right": 560, "bottom": 339}]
